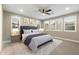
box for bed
[20,26,53,51]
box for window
[23,18,30,24]
[11,16,20,35]
[29,19,35,25]
[11,16,20,31]
[19,17,30,26]
[64,15,77,32]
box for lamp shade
[39,28,44,32]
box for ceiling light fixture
[42,13,46,16]
[20,9,24,12]
[65,7,70,11]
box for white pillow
[23,29,31,34]
[31,29,39,33]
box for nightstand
[11,29,20,42]
[11,35,20,42]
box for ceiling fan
[38,8,54,15]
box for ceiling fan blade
[45,13,51,15]
[38,9,45,13]
[38,8,54,15]
[42,9,45,13]
[46,9,52,12]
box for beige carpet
[0,39,62,55]
[50,40,79,55]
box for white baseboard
[3,40,11,44]
[54,36,79,44]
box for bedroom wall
[43,12,79,41]
[3,11,42,42]
[0,5,3,51]
[3,11,12,42]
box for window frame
[64,15,77,32]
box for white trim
[54,36,79,44]
[3,40,11,44]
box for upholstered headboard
[20,26,38,40]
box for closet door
[55,18,63,31]
[44,20,50,31]
[50,20,56,31]
[35,20,41,29]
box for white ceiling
[3,4,79,20]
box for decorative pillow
[23,29,31,34]
[31,29,39,33]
